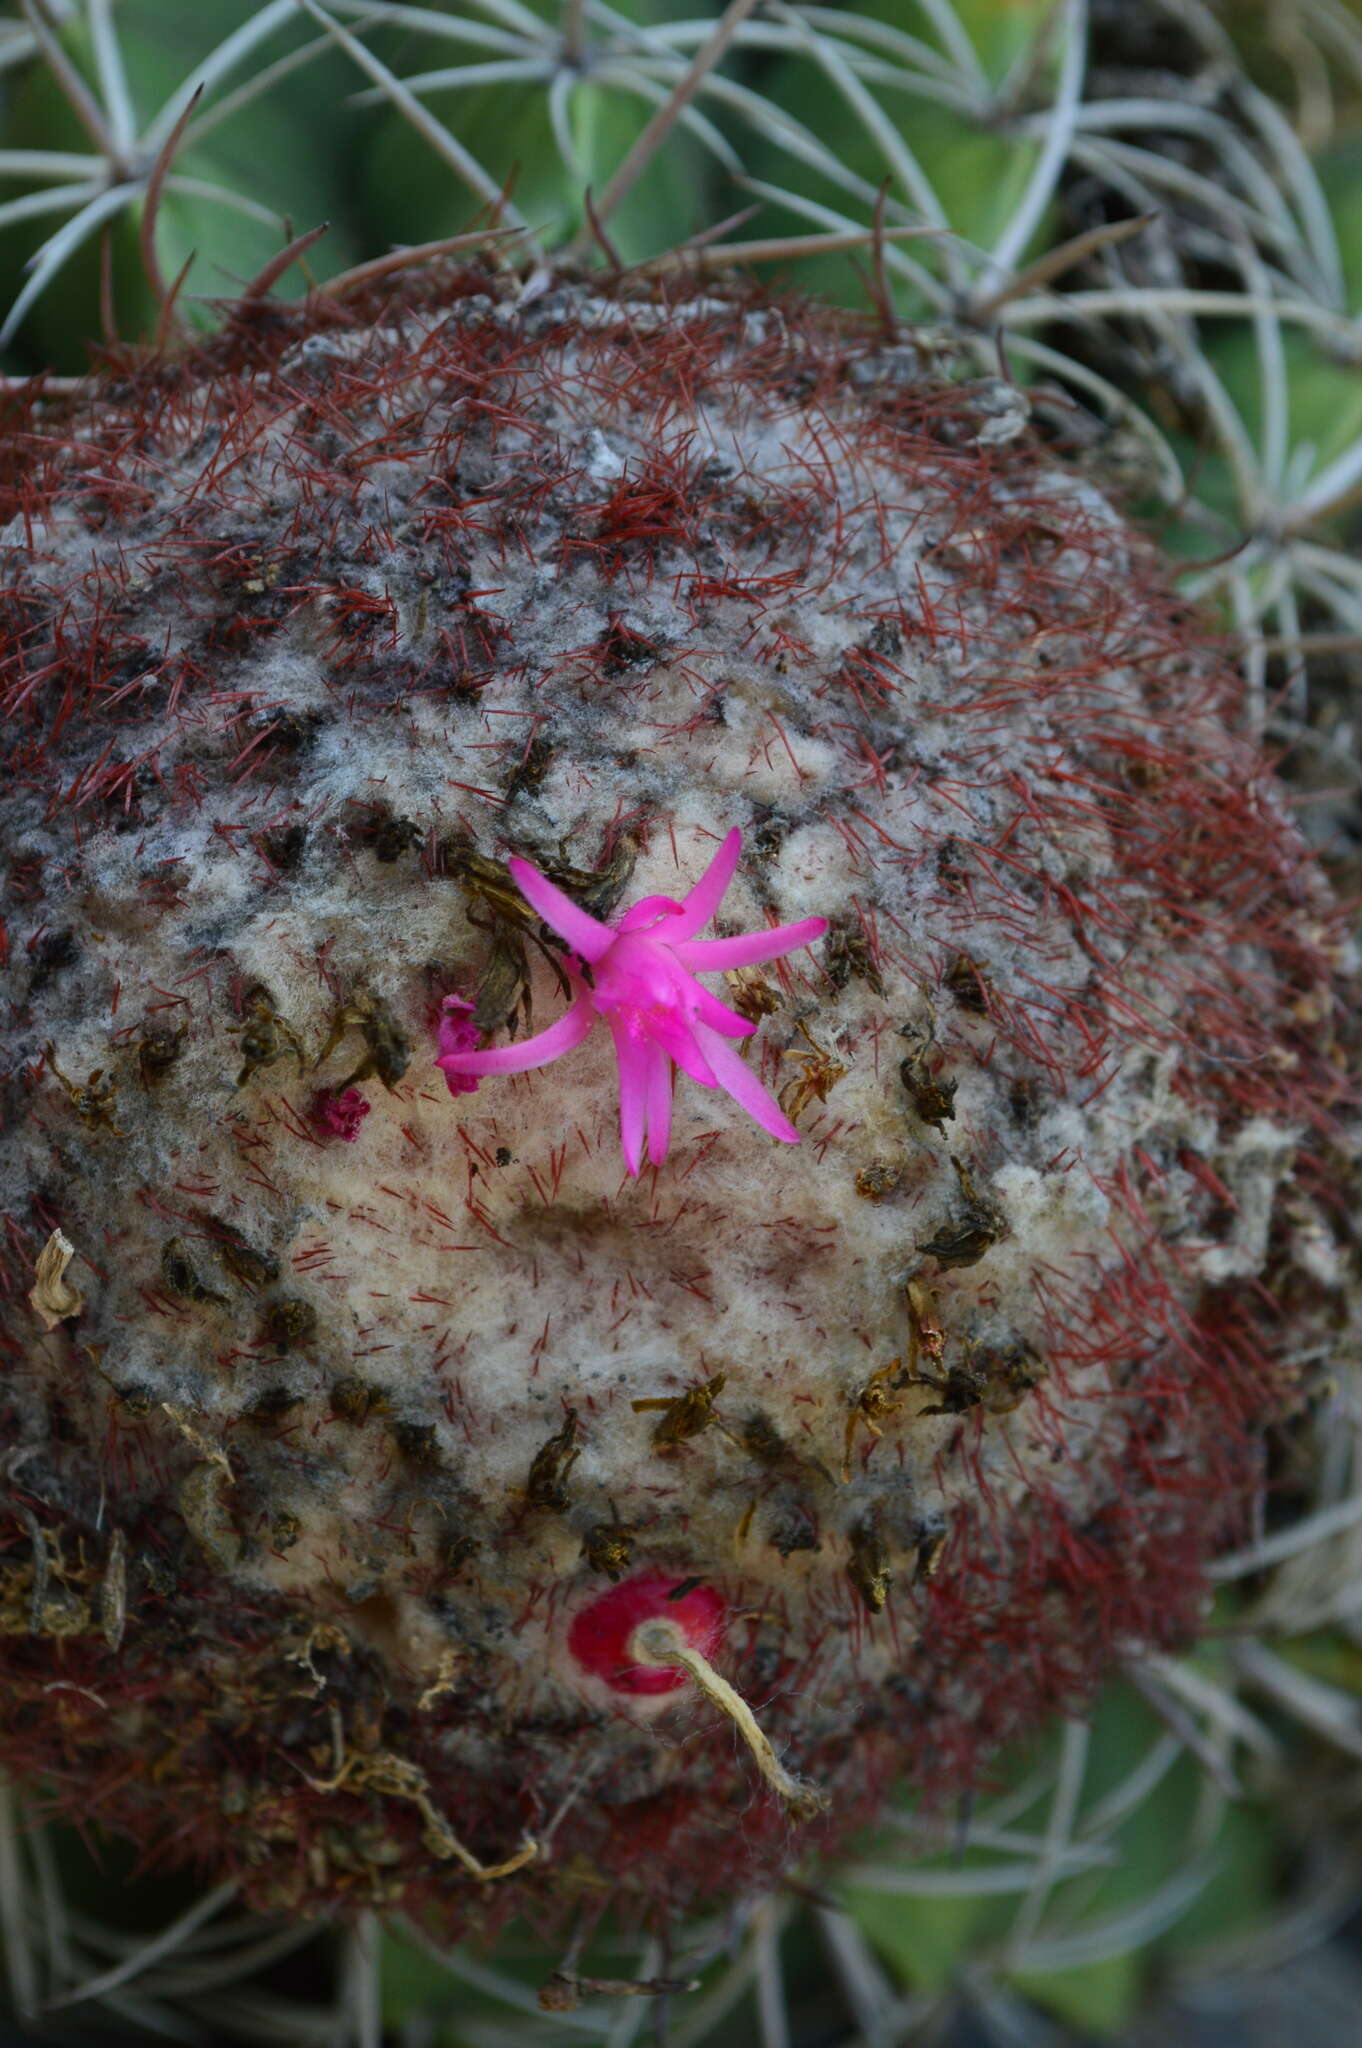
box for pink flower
[436,997,482,1097]
[312,1085,371,1142]
[435,830,828,1175]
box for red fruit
[567,1574,727,1695]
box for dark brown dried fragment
[258,822,307,872]
[918,1159,1005,1271]
[247,1386,303,1424]
[331,1376,387,1423]
[632,1373,725,1451]
[214,1229,281,1291]
[113,1381,158,1417]
[527,1411,581,1511]
[265,1298,317,1350]
[768,1499,820,1557]
[945,952,989,1013]
[373,816,424,863]
[317,993,410,1093]
[734,1412,787,1465]
[581,1522,634,1580]
[847,1522,892,1615]
[136,1020,188,1086]
[822,919,884,994]
[29,928,78,993]
[232,989,307,1088]
[438,1528,478,1574]
[161,1238,227,1305]
[394,1422,439,1465]
[44,1044,125,1136]
[900,1060,957,1131]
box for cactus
[3,5,1362,2045]
[2,251,1356,1960]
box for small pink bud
[312,1085,371,1142]
[437,997,481,1097]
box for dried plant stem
[139,84,204,315]
[969,212,1155,322]
[582,185,623,271]
[319,227,527,297]
[152,250,196,355]
[638,222,937,274]
[538,1966,702,2012]
[630,1620,827,1823]
[240,221,332,304]
[302,1748,539,1883]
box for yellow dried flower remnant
[28,1230,83,1330]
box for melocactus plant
[0,262,1354,1943]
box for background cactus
[3,5,1362,2046]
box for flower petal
[672,917,828,972]
[645,1043,673,1166]
[645,1008,719,1088]
[508,858,616,963]
[692,1021,802,1145]
[667,828,743,939]
[435,998,595,1077]
[610,1020,648,1176]
[690,981,757,1040]
[617,893,686,933]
